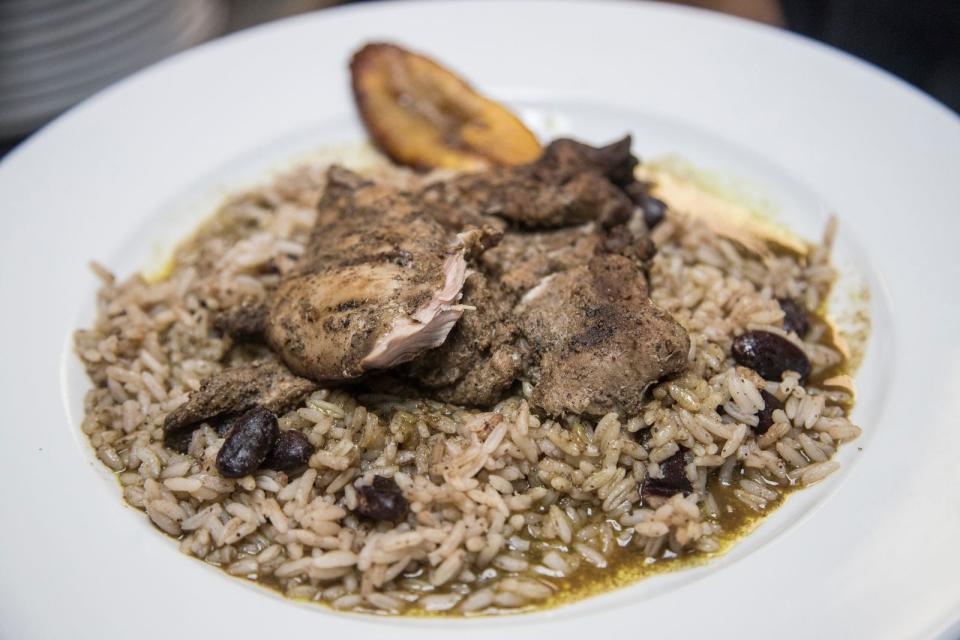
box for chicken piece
[400,272,529,406]
[481,222,655,295]
[434,136,638,229]
[481,225,605,295]
[417,181,506,233]
[548,137,639,189]
[265,167,469,381]
[214,230,500,347]
[163,359,316,450]
[208,137,683,421]
[519,255,689,417]
[598,223,656,264]
[398,225,673,411]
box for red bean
[265,431,315,472]
[640,196,667,229]
[355,476,408,521]
[732,330,811,382]
[641,449,692,502]
[755,390,784,435]
[624,182,667,229]
[215,406,278,478]
[777,298,810,338]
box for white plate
[1,2,958,638]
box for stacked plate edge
[0,0,226,139]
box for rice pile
[74,156,861,615]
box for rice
[73,155,862,616]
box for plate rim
[1,2,959,638]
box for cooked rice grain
[75,157,861,616]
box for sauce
[395,473,794,617]
[538,485,782,611]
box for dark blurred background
[1,0,958,157]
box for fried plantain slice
[350,42,542,170]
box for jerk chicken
[163,43,691,448]
[265,166,473,380]
[516,254,688,417]
[169,134,690,446]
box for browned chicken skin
[423,137,637,231]
[400,272,529,406]
[162,359,316,450]
[482,224,608,295]
[265,167,470,380]
[518,255,690,417]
